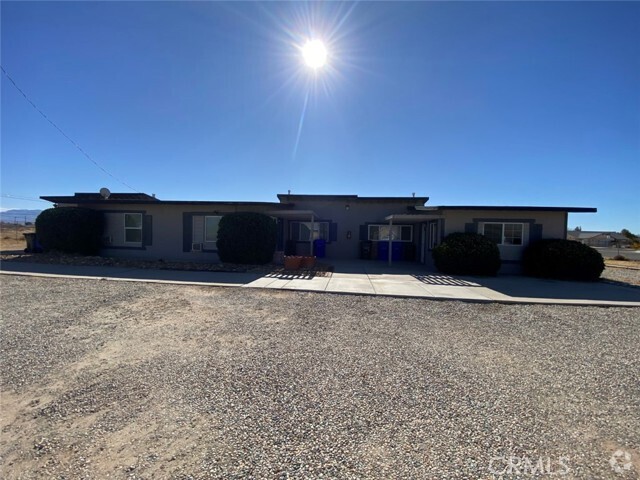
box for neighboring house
[40,191,596,272]
[566,230,631,247]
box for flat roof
[41,195,288,208]
[42,192,160,202]
[415,206,597,213]
[277,193,429,204]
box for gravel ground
[602,266,640,287]
[0,252,332,276]
[1,275,638,479]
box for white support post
[388,217,393,266]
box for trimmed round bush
[216,212,277,265]
[432,232,501,276]
[522,239,604,281]
[36,207,104,255]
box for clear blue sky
[2,1,639,231]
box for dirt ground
[0,223,33,251]
[1,275,638,479]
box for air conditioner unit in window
[103,235,112,245]
[191,243,203,252]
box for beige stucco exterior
[440,209,568,272]
[45,193,593,274]
[280,197,426,260]
[89,203,283,262]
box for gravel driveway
[1,275,638,479]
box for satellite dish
[99,187,111,199]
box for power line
[0,194,48,203]
[1,65,139,192]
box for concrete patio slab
[325,273,375,294]
[469,287,514,302]
[281,275,331,291]
[1,260,639,306]
[418,284,494,301]
[243,276,281,288]
[368,276,434,297]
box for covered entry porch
[268,209,327,258]
[379,213,443,266]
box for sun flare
[301,39,328,69]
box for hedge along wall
[35,207,104,255]
[216,212,277,264]
[522,239,605,281]
[432,232,502,276]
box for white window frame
[204,216,222,243]
[292,221,330,241]
[482,222,524,246]
[124,213,143,244]
[368,224,413,242]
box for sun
[301,39,328,69]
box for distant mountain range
[0,209,43,224]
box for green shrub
[432,232,501,276]
[216,212,276,265]
[36,207,104,255]
[522,239,604,281]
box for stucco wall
[285,199,424,260]
[93,203,278,262]
[441,209,568,272]
[81,202,571,268]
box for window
[293,222,329,241]
[205,216,221,243]
[503,223,523,245]
[483,223,503,245]
[368,225,413,242]
[124,213,142,243]
[482,223,523,246]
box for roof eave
[414,206,597,213]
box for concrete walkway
[1,260,639,307]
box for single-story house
[566,230,631,248]
[40,191,597,272]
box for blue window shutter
[530,223,543,243]
[329,222,338,242]
[276,218,284,250]
[183,213,192,252]
[290,222,300,241]
[143,215,153,246]
[464,223,476,233]
[359,225,367,241]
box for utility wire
[1,65,139,192]
[1,194,48,203]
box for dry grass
[605,258,640,269]
[0,222,34,252]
